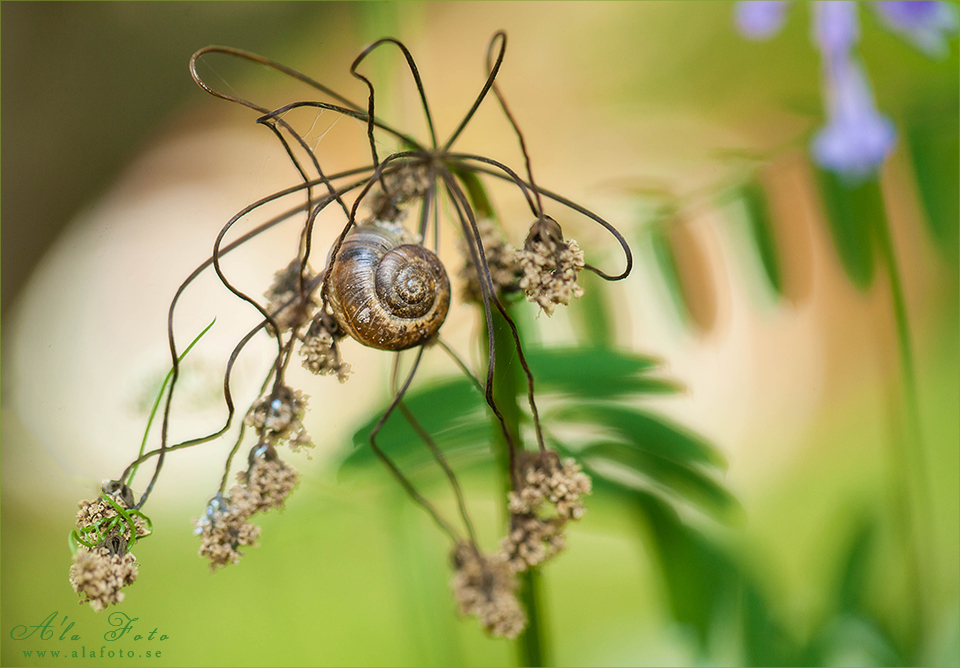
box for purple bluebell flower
[734,0,957,180]
[736,0,792,39]
[812,57,897,179]
[812,1,860,59]
[872,1,959,57]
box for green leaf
[341,378,491,474]
[907,109,959,263]
[552,403,727,469]
[647,224,693,327]
[737,181,784,298]
[525,347,681,398]
[631,488,801,663]
[836,511,876,614]
[567,270,615,347]
[632,488,738,647]
[815,170,883,291]
[578,441,740,521]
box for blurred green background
[2,2,957,666]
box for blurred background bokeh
[2,2,957,666]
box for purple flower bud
[872,0,959,57]
[813,1,861,60]
[811,57,896,179]
[735,1,793,39]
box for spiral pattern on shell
[327,225,451,351]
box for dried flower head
[231,455,300,516]
[499,513,566,573]
[263,259,317,335]
[509,452,592,521]
[245,385,313,451]
[70,546,139,612]
[194,495,261,571]
[500,452,591,570]
[458,217,521,303]
[300,313,351,382]
[362,163,432,224]
[450,542,527,639]
[76,495,149,543]
[516,217,585,315]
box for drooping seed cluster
[363,164,431,224]
[300,313,351,382]
[515,237,585,316]
[76,497,149,543]
[70,490,150,611]
[499,452,592,572]
[499,513,566,573]
[232,456,300,516]
[195,454,300,571]
[245,385,313,452]
[70,547,139,612]
[195,493,262,571]
[458,217,522,303]
[450,542,527,639]
[263,260,318,335]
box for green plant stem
[463,167,550,664]
[873,190,931,642]
[488,304,549,667]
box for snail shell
[327,224,450,351]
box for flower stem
[463,168,550,664]
[488,304,549,667]
[873,182,931,644]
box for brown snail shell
[327,224,450,351]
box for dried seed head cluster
[71,32,632,629]
[500,452,592,571]
[450,542,527,639]
[196,453,299,570]
[195,494,262,571]
[232,456,300,515]
[458,217,522,303]
[76,497,149,543]
[300,313,351,382]
[499,513,566,573]
[515,217,585,315]
[509,452,592,520]
[245,385,313,451]
[70,486,149,611]
[263,260,318,335]
[363,163,432,224]
[70,547,138,612]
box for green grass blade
[127,318,216,486]
[815,170,881,291]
